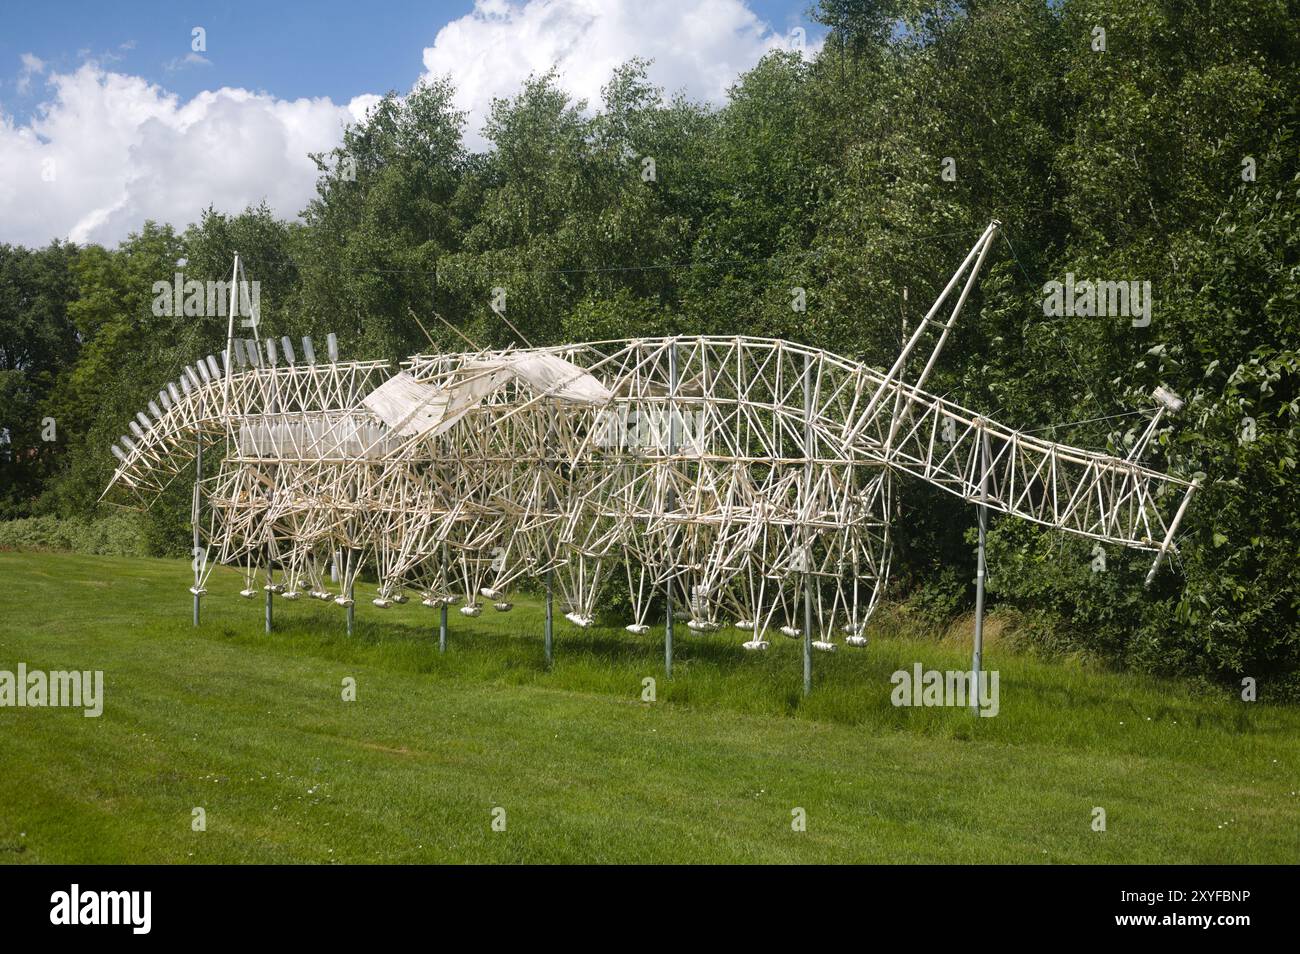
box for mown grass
[0,550,1295,863]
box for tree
[0,241,79,516]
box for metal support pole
[803,352,813,697]
[665,340,678,678]
[193,438,202,627]
[439,541,448,652]
[1144,479,1200,587]
[345,549,354,637]
[971,427,989,714]
[665,591,675,677]
[544,569,554,667]
[265,564,274,634]
[803,583,813,697]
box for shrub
[0,513,151,557]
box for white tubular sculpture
[103,224,1198,648]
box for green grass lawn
[0,549,1295,863]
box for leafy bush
[0,514,151,557]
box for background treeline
[1,0,1296,696]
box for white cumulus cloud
[421,0,804,150]
[0,64,373,247]
[0,1,811,247]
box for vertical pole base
[543,576,553,668]
[803,578,814,697]
[971,511,988,715]
[803,632,812,697]
[665,616,674,679]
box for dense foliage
[1,1,1296,695]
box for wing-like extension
[841,370,1198,568]
[102,352,394,500]
[548,337,1197,558]
[102,359,221,500]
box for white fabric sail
[363,354,612,439]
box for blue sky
[0,1,824,247]
[0,1,470,121]
[0,1,821,122]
